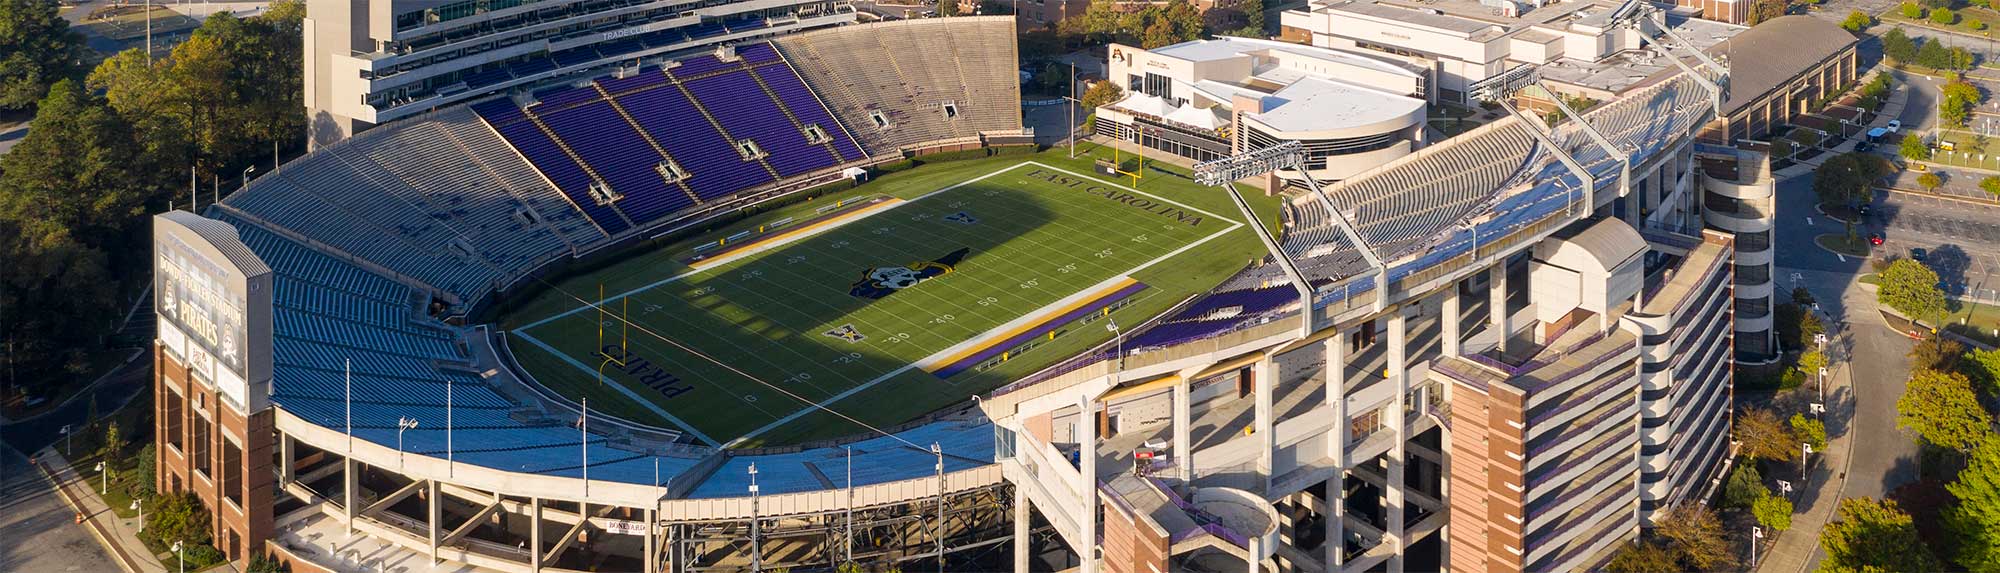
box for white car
[1887,119,1903,133]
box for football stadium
[151,3,1768,572]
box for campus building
[1698,15,1860,144]
[1279,0,1742,104]
[1091,37,1432,181]
[303,0,858,146]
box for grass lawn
[505,146,1277,447]
[1817,233,1873,256]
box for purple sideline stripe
[933,281,1149,378]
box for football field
[506,154,1265,447]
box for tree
[1752,0,1786,25]
[1079,79,1125,111]
[1738,408,1798,462]
[0,0,86,111]
[1724,462,1768,507]
[100,421,123,461]
[1656,503,1737,571]
[1904,2,1926,18]
[1800,350,1829,378]
[1913,333,1967,371]
[1966,347,2000,396]
[140,492,214,550]
[1755,494,1795,532]
[1945,436,2000,573]
[1843,10,1873,31]
[1792,413,1828,452]
[1943,80,1982,125]
[1819,497,1942,573]
[1878,258,1947,325]
[131,444,156,500]
[1972,18,1987,31]
[1886,28,1919,64]
[1920,171,1945,192]
[1933,7,1960,25]
[1983,176,2000,198]
[1244,0,1266,34]
[1898,368,1993,453]
[936,0,958,17]
[1814,152,1886,209]
[1920,38,1955,70]
[1606,540,1680,573]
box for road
[0,444,118,573]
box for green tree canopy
[1898,368,1993,453]
[1920,171,1945,191]
[1814,152,1887,209]
[1964,347,2000,396]
[1079,79,1125,110]
[0,0,86,110]
[1755,494,1795,531]
[1843,10,1873,30]
[1946,436,2000,573]
[1818,497,1941,573]
[1879,258,1947,324]
[1725,462,1768,507]
[1792,413,1828,452]
[1885,28,1919,63]
[1920,38,1955,69]
[1903,2,1926,18]
[1932,7,1959,25]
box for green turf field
[503,147,1277,447]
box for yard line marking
[510,330,721,446]
[729,205,1245,445]
[518,162,1032,332]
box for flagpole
[582,398,589,496]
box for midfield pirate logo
[823,324,867,343]
[848,247,971,299]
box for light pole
[95,461,107,494]
[172,540,185,573]
[748,463,761,573]
[240,165,255,195]
[61,425,71,457]
[1106,317,1124,370]
[396,417,419,468]
[843,445,854,565]
[933,442,945,573]
[131,499,143,523]
[1750,527,1763,568]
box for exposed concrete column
[1489,263,1510,355]
[1249,535,1266,573]
[1255,356,1277,491]
[1386,309,1409,573]
[1442,283,1462,357]
[1324,335,1347,572]
[278,434,294,485]
[531,497,544,573]
[1174,378,1193,483]
[1014,489,1033,572]
[1079,395,1100,573]
[428,480,441,564]
[644,508,658,573]
[343,457,356,536]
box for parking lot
[1857,191,2000,298]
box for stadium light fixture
[396,417,419,468]
[749,463,762,573]
[934,442,945,573]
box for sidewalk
[1753,333,1857,573]
[34,447,169,573]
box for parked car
[1887,119,1903,133]
[1857,203,1873,217]
[1869,232,1885,246]
[1857,140,1876,152]
[1912,247,1929,261]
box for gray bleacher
[773,16,1024,156]
[225,106,599,306]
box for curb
[1875,184,2000,207]
[35,450,145,573]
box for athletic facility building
[154,6,1760,573]
[1091,37,1431,181]
[303,0,860,146]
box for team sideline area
[501,148,1274,447]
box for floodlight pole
[749,463,762,573]
[844,446,854,564]
[934,442,946,573]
